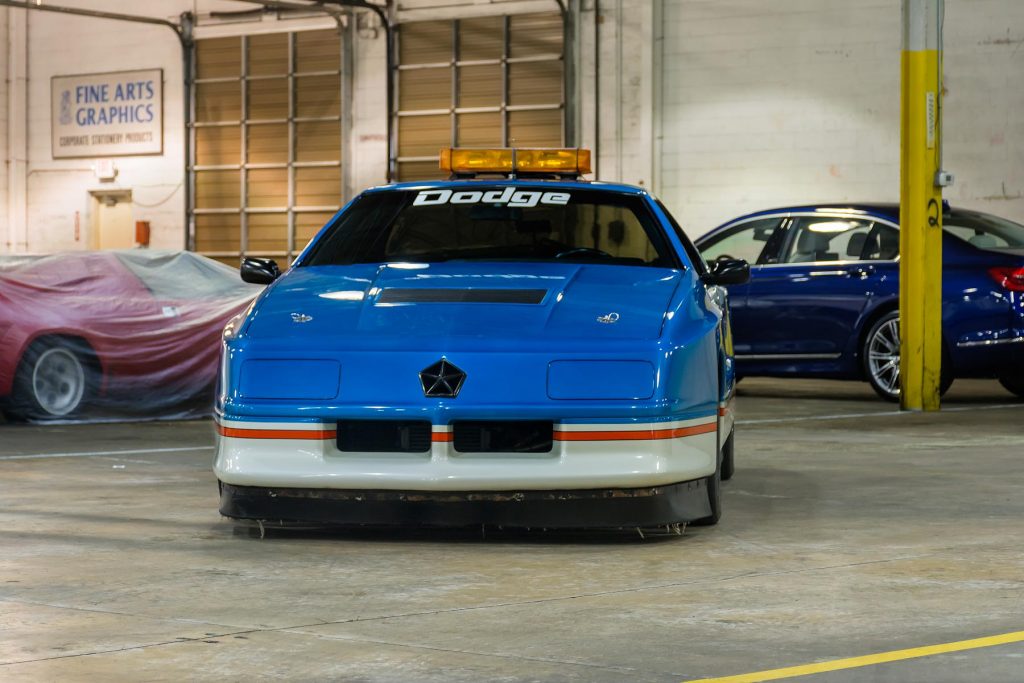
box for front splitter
[218,479,712,529]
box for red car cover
[0,251,262,422]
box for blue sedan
[695,203,1024,401]
[214,148,748,529]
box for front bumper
[213,415,720,491]
[218,479,712,528]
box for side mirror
[702,258,750,286]
[241,257,280,284]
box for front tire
[720,429,735,481]
[9,340,95,419]
[862,311,952,402]
[999,375,1024,398]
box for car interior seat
[846,232,868,259]
[790,230,839,262]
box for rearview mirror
[702,258,750,286]
[241,257,280,284]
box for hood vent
[378,288,547,304]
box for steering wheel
[555,247,614,260]
[714,254,738,262]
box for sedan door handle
[847,265,876,278]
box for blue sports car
[695,203,1024,401]
[214,148,749,529]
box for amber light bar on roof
[439,148,592,176]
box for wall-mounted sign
[52,69,163,159]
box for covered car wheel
[862,311,953,402]
[999,375,1024,398]
[10,340,95,419]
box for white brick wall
[942,0,1024,221]
[653,0,1024,237]
[0,9,8,249]
[22,0,190,252]
[656,0,901,237]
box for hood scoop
[377,288,547,304]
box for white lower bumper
[214,416,719,491]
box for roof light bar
[439,148,592,176]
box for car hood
[244,262,682,343]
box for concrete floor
[1,378,1023,682]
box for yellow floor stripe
[686,630,1024,683]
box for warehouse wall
[19,0,189,252]
[4,1,1023,252]
[648,0,1024,236]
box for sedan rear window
[944,210,1024,251]
[301,187,680,268]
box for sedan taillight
[989,266,1024,292]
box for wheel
[862,311,953,402]
[720,429,735,481]
[999,375,1024,398]
[9,339,95,419]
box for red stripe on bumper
[553,422,717,442]
[217,425,337,440]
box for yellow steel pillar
[900,0,946,411]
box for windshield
[301,187,679,268]
[944,210,1024,251]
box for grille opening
[337,420,431,453]
[453,420,553,453]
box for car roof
[364,179,649,196]
[720,203,903,227]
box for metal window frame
[392,11,568,178]
[190,27,345,263]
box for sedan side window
[781,217,884,264]
[699,218,782,265]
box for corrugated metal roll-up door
[192,29,343,267]
[395,12,565,181]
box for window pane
[195,214,241,253]
[509,13,562,58]
[247,168,288,209]
[196,81,241,122]
[197,37,240,79]
[783,218,875,263]
[457,112,502,147]
[195,170,240,209]
[398,115,450,158]
[400,21,452,65]
[247,33,288,77]
[303,189,675,268]
[861,224,901,260]
[508,60,562,106]
[459,16,503,61]
[246,212,288,253]
[296,29,340,73]
[296,120,341,162]
[507,109,562,147]
[196,125,240,166]
[700,219,780,264]
[399,67,451,111]
[295,211,336,247]
[247,123,288,164]
[458,64,501,108]
[295,166,340,207]
[397,160,443,182]
[247,77,288,120]
[296,75,340,117]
